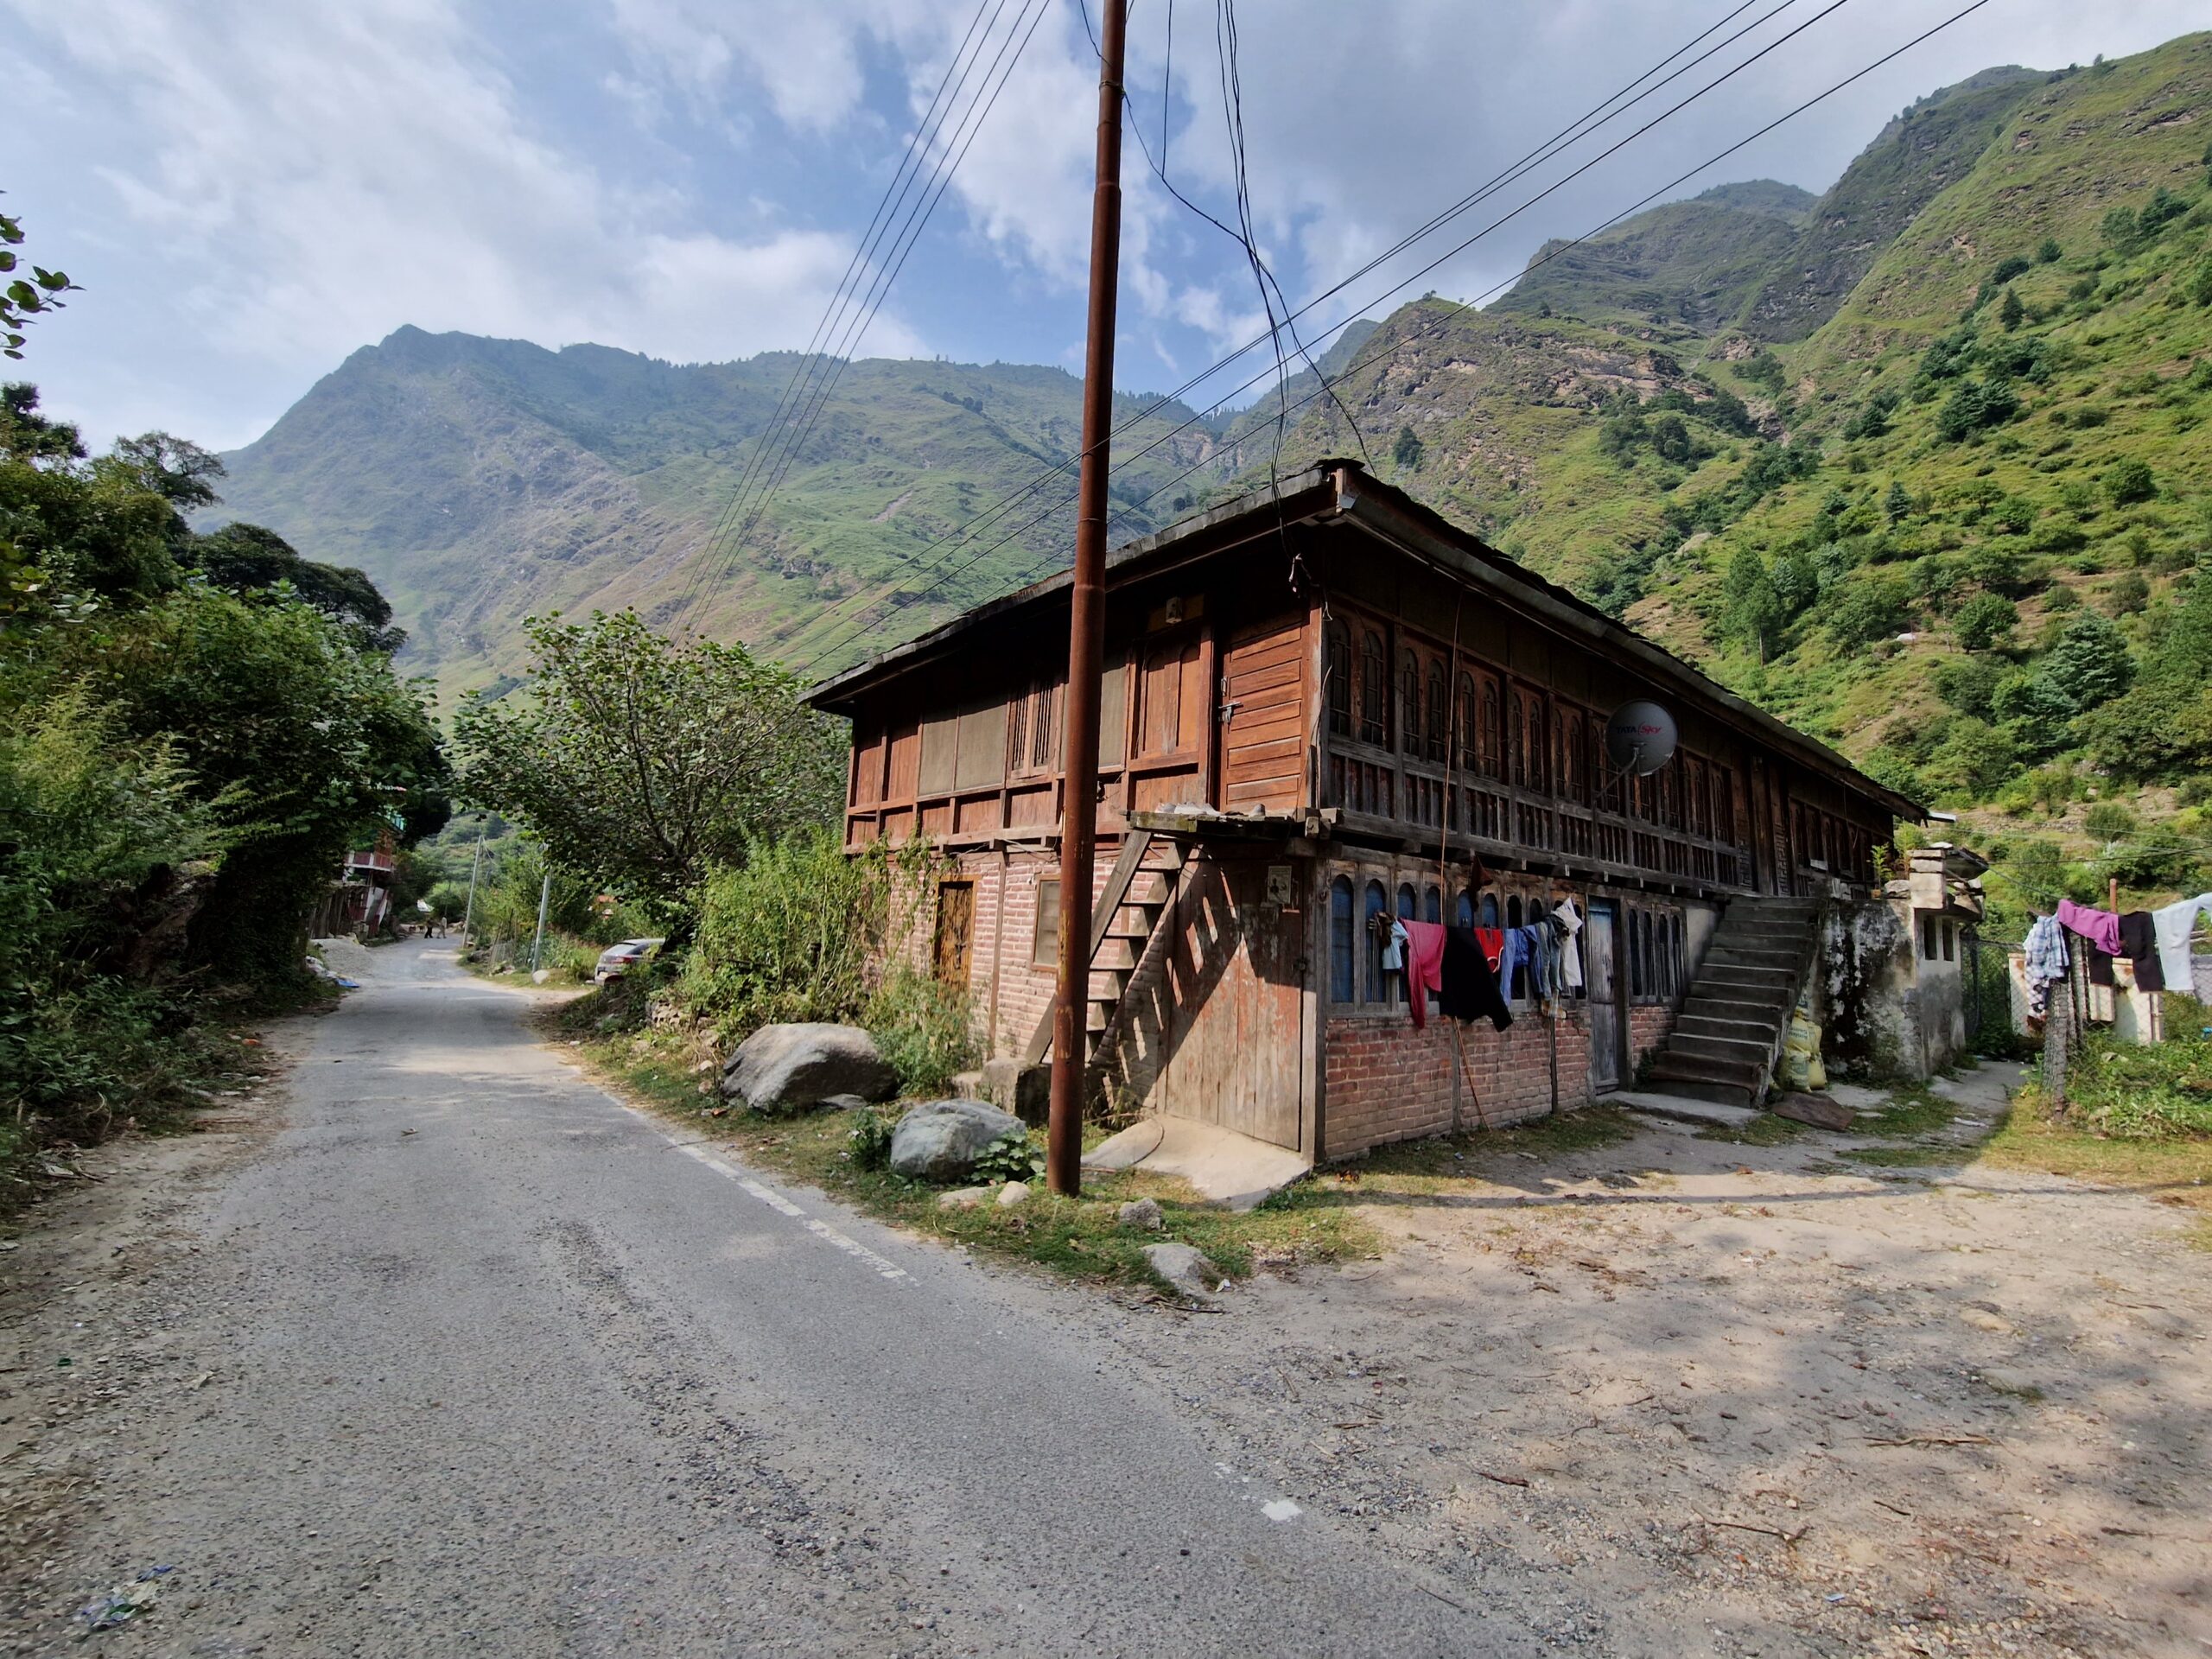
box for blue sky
[8,0,2204,452]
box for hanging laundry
[1401,919,1446,1030]
[1472,927,1504,973]
[2022,914,2069,1018]
[1439,926,1512,1031]
[1382,918,1407,972]
[1553,899,1585,991]
[2153,893,2212,992]
[2116,911,2164,995]
[2056,897,2122,957]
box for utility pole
[1048,0,1128,1198]
[529,868,552,975]
[461,818,490,941]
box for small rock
[1117,1198,1165,1230]
[818,1093,869,1113]
[937,1187,992,1211]
[1977,1366,2045,1402]
[1961,1307,2012,1334]
[996,1181,1030,1208]
[1145,1242,1226,1301]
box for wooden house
[808,461,1916,1164]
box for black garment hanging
[1439,925,1512,1032]
[2119,911,2165,994]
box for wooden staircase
[1643,896,1822,1110]
[1021,830,1184,1067]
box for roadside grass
[1260,1107,1651,1216]
[558,1021,1379,1292]
[1984,1079,2212,1240]
[1699,1112,1808,1147]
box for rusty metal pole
[1047,0,1128,1198]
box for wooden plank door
[1159,859,1306,1150]
[933,880,976,986]
[1585,900,1624,1092]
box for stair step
[1702,943,1804,967]
[1675,1014,1779,1045]
[1667,1033,1775,1065]
[1095,938,1138,971]
[1125,873,1173,905]
[1646,1051,1768,1090]
[1681,997,1790,1027]
[1643,1074,1759,1110]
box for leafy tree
[2037,611,2133,713]
[1934,377,2019,442]
[1998,287,2025,332]
[0,197,79,359]
[2082,800,2137,842]
[454,610,845,918]
[2037,237,2063,264]
[187,523,404,650]
[1719,547,1783,658]
[1770,547,1820,620]
[2107,570,2150,616]
[1935,654,2002,716]
[2081,576,2212,780]
[1952,593,2018,652]
[91,587,451,976]
[1391,423,1423,470]
[1823,575,1911,646]
[1884,480,1914,524]
[1920,717,2018,800]
[2104,457,2155,506]
[1991,256,2032,287]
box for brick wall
[1322,1007,1594,1156]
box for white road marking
[657,1123,909,1282]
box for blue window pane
[1363,881,1389,1002]
[1479,893,1499,928]
[1329,878,1355,1004]
[1424,886,1441,925]
[1453,889,1474,928]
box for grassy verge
[559,1019,1379,1293]
[1983,1079,2212,1236]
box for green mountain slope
[213,327,1227,690]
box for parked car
[593,938,664,982]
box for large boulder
[888,1100,1025,1183]
[720,1023,897,1115]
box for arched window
[1454,889,1475,928]
[1479,681,1503,778]
[1329,878,1355,1003]
[1358,631,1387,746]
[1427,663,1448,762]
[1423,885,1442,925]
[1399,652,1421,756]
[1395,883,1418,1001]
[1455,673,1478,772]
[1479,892,1499,928]
[1362,880,1389,1001]
[1325,621,1351,738]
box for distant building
[808,461,1923,1163]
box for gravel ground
[4,938,2205,1656]
[0,939,1540,1657]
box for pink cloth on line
[2056,897,2122,957]
[1401,920,1447,1031]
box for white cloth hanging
[2153,893,2211,993]
[1552,899,1584,991]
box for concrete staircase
[1643,896,1822,1110]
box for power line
[760,0,1799,664]
[792,0,1990,677]
[664,0,1009,631]
[673,0,1052,633]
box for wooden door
[1158,859,1306,1150]
[933,880,975,986]
[1585,900,1624,1092]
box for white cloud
[5,0,920,444]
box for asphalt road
[49,939,1539,1656]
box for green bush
[1952,592,2018,652]
[2082,801,2137,842]
[863,964,981,1099]
[679,830,893,1037]
[2105,458,2156,506]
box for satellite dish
[1605,700,1678,777]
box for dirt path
[1063,1069,2212,1657]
